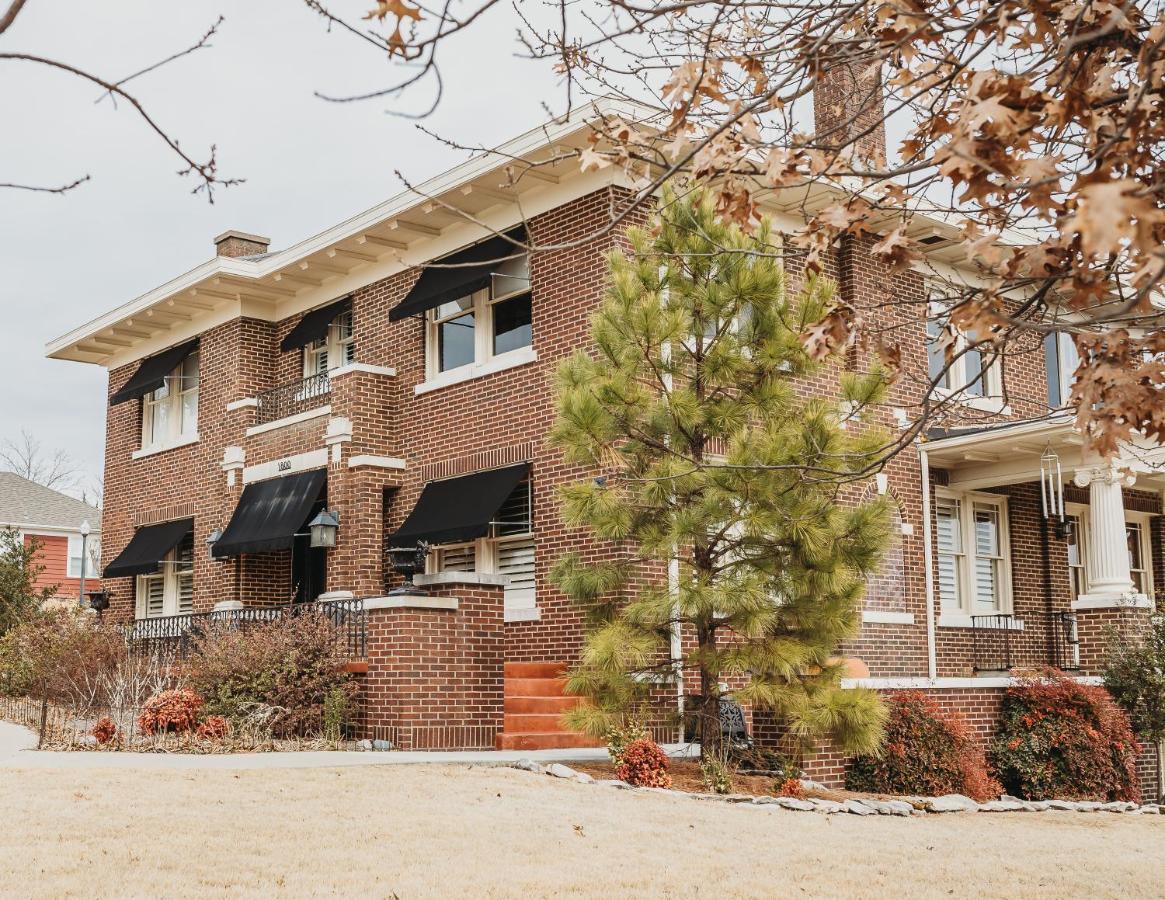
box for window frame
[141,351,200,451]
[934,488,1013,618]
[1066,502,1154,600]
[926,299,1002,403]
[134,534,195,620]
[302,309,355,378]
[66,533,93,579]
[1044,331,1080,409]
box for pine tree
[549,186,892,759]
[0,529,56,637]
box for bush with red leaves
[846,691,1001,801]
[775,777,804,798]
[615,738,672,788]
[92,716,117,745]
[990,670,1140,802]
[196,715,231,740]
[137,689,204,736]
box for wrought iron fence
[125,599,366,661]
[970,613,1015,672]
[1051,611,1081,671]
[254,373,331,426]
[970,611,1082,673]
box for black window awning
[390,463,528,547]
[103,518,193,578]
[388,227,527,322]
[109,340,199,406]
[280,297,351,353]
[211,469,327,558]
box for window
[1127,521,1150,596]
[425,253,532,378]
[935,490,1011,615]
[142,351,199,449]
[303,309,356,377]
[1045,332,1080,408]
[1063,506,1153,600]
[136,533,194,619]
[1066,514,1086,600]
[66,534,93,579]
[926,302,1000,399]
[427,478,536,611]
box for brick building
[47,99,1161,797]
[0,472,100,600]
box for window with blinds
[304,310,355,376]
[492,480,531,536]
[437,544,476,573]
[935,497,963,610]
[972,504,1002,611]
[142,575,166,618]
[497,535,535,607]
[935,491,1010,617]
[136,535,196,619]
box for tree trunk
[697,624,721,759]
[1157,740,1164,804]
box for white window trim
[414,345,537,396]
[140,352,199,453]
[303,309,355,378]
[935,488,1014,622]
[927,299,1003,406]
[1046,331,1080,410]
[66,533,96,579]
[423,273,533,385]
[425,532,538,614]
[1065,502,1155,607]
[134,542,194,619]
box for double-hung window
[136,533,194,619]
[142,351,199,450]
[1064,505,1154,601]
[425,253,532,379]
[926,301,1000,401]
[427,479,536,613]
[303,309,355,378]
[935,490,1011,620]
[66,534,93,579]
[1044,332,1080,409]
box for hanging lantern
[1040,445,1067,539]
[308,509,340,548]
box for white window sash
[1065,504,1154,599]
[141,353,199,449]
[135,541,195,619]
[927,298,1001,399]
[935,489,1012,616]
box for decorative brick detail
[418,442,536,483]
[132,502,197,528]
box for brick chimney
[213,230,271,258]
[812,53,887,168]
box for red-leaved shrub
[92,716,117,745]
[776,777,804,798]
[990,671,1140,802]
[196,715,231,740]
[138,689,204,735]
[615,738,672,788]
[846,691,1001,801]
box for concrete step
[504,676,567,698]
[503,713,574,733]
[495,731,604,751]
[504,661,567,679]
[504,695,582,715]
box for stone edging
[510,761,1163,817]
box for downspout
[919,446,938,680]
[668,556,684,740]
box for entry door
[291,500,327,603]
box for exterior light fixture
[1040,445,1067,539]
[205,528,223,547]
[308,509,340,549]
[387,542,430,595]
[77,519,91,607]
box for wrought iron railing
[125,598,366,661]
[254,373,331,426]
[970,611,1082,673]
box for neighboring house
[44,91,1161,798]
[0,472,100,599]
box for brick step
[495,731,604,751]
[504,695,582,715]
[504,661,567,679]
[503,713,575,733]
[504,677,567,698]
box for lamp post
[77,519,90,607]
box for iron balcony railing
[125,597,366,661]
[254,373,331,426]
[970,611,1081,673]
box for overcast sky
[0,1,556,499]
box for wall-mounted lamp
[308,509,340,549]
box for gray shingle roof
[0,473,101,530]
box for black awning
[103,518,193,578]
[388,227,527,322]
[212,469,327,558]
[280,297,351,353]
[390,463,528,547]
[109,340,199,406]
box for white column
[1073,462,1137,603]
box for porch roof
[922,414,1165,492]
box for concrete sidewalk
[0,721,696,770]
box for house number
[277,459,292,472]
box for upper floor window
[142,351,199,449]
[136,533,194,619]
[1045,332,1080,409]
[303,309,355,377]
[935,490,1011,617]
[926,302,1000,400]
[425,253,532,379]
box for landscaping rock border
[513,762,1162,818]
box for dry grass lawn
[0,763,1159,898]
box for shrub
[92,716,117,745]
[615,737,672,788]
[184,611,357,738]
[699,755,734,794]
[990,671,1140,802]
[775,777,805,798]
[847,691,1000,801]
[196,715,231,740]
[138,689,204,735]
[605,719,649,765]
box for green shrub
[990,671,1140,802]
[847,691,1000,801]
[605,719,649,765]
[699,755,734,794]
[184,611,357,738]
